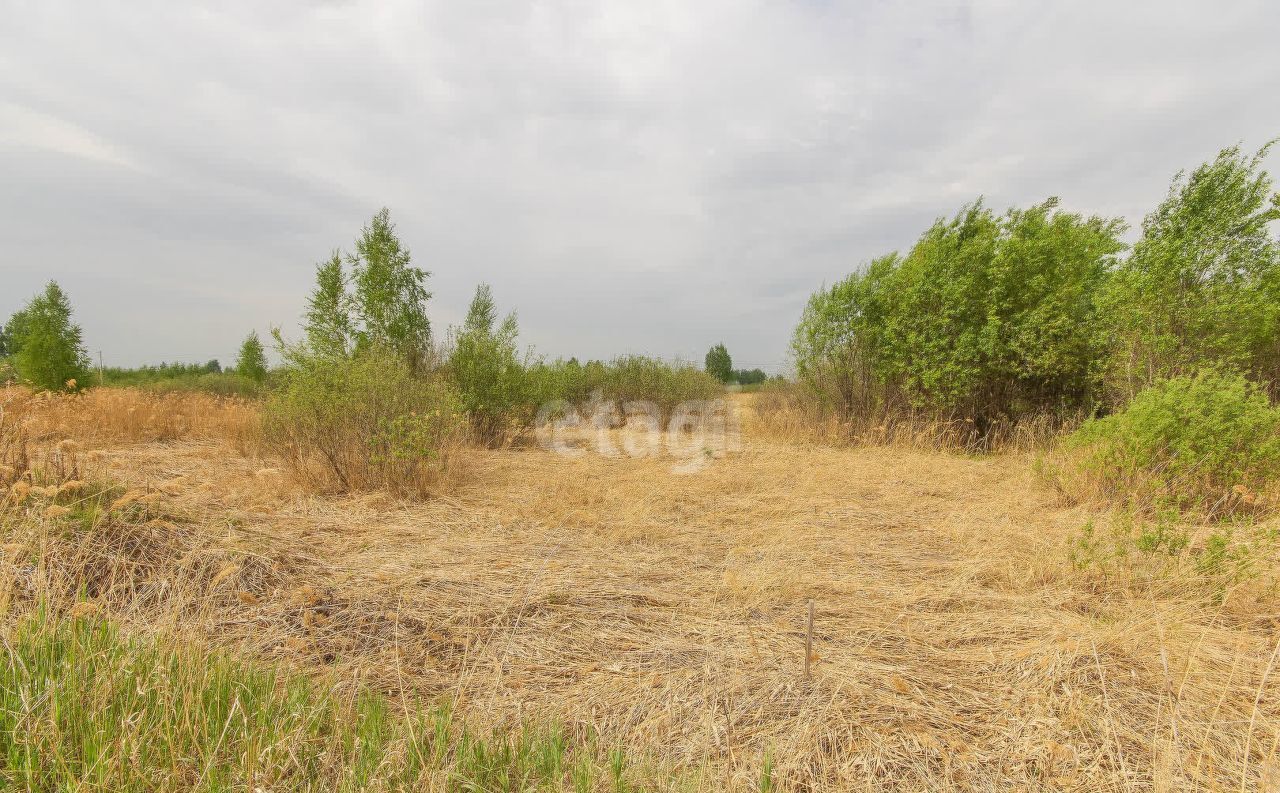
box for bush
[1050,371,1280,516]
[262,348,466,495]
[525,355,721,420]
[791,200,1125,432]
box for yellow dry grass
[3,387,1280,790]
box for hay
[2,387,1278,790]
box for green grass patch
[0,611,692,792]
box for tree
[1099,141,1280,399]
[236,331,269,382]
[733,368,768,385]
[292,209,433,369]
[350,208,432,367]
[10,281,89,392]
[705,343,732,383]
[304,251,352,358]
[2,307,32,358]
[448,284,526,443]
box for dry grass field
[3,387,1280,791]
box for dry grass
[3,387,1280,790]
[1,384,257,449]
[751,386,1074,454]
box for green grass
[0,611,687,792]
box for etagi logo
[534,394,741,473]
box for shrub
[791,199,1125,432]
[524,355,721,420]
[262,348,465,495]
[1050,371,1280,516]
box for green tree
[235,331,269,382]
[349,208,432,368]
[2,307,32,358]
[704,343,732,383]
[304,251,353,358]
[10,281,89,392]
[1098,141,1280,400]
[448,284,526,443]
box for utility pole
[98,350,104,387]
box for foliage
[792,200,1125,429]
[704,343,733,384]
[100,361,263,398]
[7,281,90,392]
[1098,141,1280,400]
[1053,371,1280,516]
[526,355,721,419]
[447,284,529,444]
[0,611,681,792]
[262,346,465,495]
[290,208,433,369]
[234,331,268,382]
[304,251,353,358]
[733,368,768,385]
[349,208,433,368]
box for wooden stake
[804,599,814,681]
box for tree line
[790,141,1280,431]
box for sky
[2,1,1279,372]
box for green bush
[1055,371,1280,515]
[791,199,1125,430]
[525,355,721,420]
[262,347,465,495]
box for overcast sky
[2,1,1278,370]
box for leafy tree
[349,208,432,368]
[292,209,432,370]
[235,331,269,382]
[304,252,353,358]
[2,307,32,358]
[733,368,768,385]
[1098,141,1280,399]
[704,343,733,383]
[448,284,526,443]
[10,281,89,392]
[450,285,529,445]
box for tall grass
[0,611,667,792]
[752,379,1071,453]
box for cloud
[1,0,1278,370]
